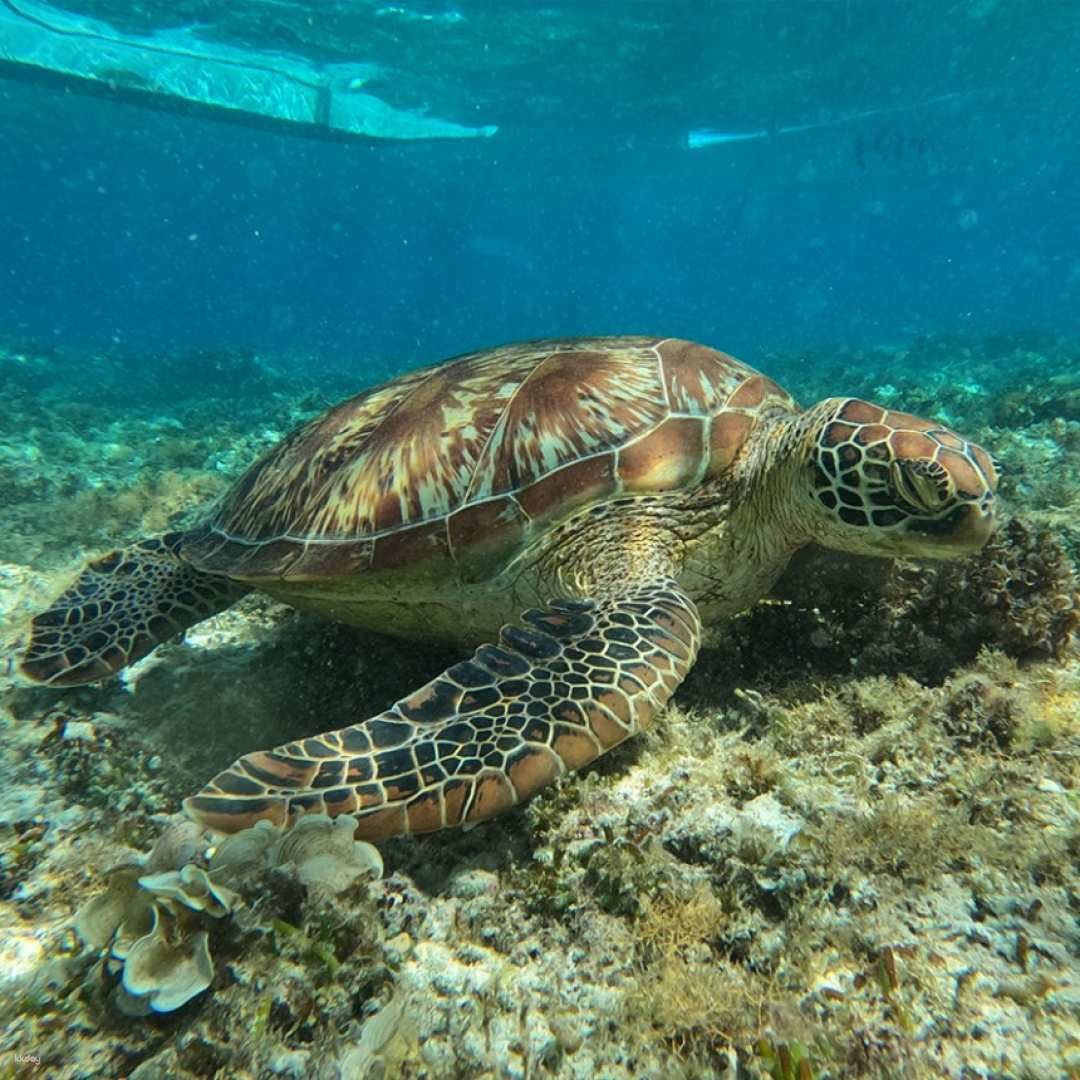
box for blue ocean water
[2,0,1078,376]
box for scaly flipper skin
[19,534,244,687]
[184,580,701,839]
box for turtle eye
[890,460,949,513]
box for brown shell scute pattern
[212,346,537,540]
[466,347,669,499]
[198,337,791,577]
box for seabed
[0,335,1077,1079]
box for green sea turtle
[19,337,999,839]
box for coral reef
[873,517,1079,666]
[76,860,238,1016]
[671,503,1074,714]
[0,335,1077,1078]
[66,814,383,1019]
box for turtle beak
[901,494,997,558]
[952,502,996,551]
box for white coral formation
[74,814,383,1016]
[269,814,384,897]
[74,866,146,952]
[75,860,239,1016]
[138,864,238,919]
[207,818,280,881]
[209,813,383,896]
[144,818,204,874]
[122,923,213,1015]
[340,995,415,1080]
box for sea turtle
[19,336,999,839]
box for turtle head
[801,398,999,558]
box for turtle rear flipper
[19,534,244,687]
[184,579,701,838]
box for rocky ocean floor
[0,336,1077,1080]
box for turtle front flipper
[185,580,701,839]
[19,534,245,687]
